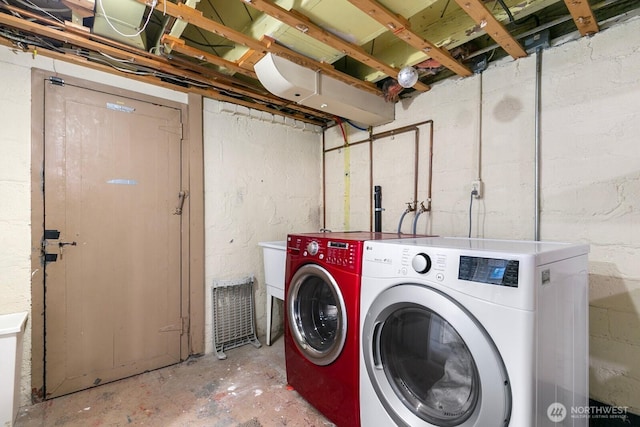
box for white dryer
[359,237,589,427]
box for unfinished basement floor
[15,337,334,427]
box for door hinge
[48,76,65,86]
[42,229,61,263]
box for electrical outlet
[471,180,483,199]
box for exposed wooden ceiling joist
[137,0,385,96]
[453,0,527,59]
[3,0,637,128]
[0,31,326,127]
[347,0,472,77]
[162,34,257,79]
[238,0,431,91]
[0,5,333,126]
[563,0,599,36]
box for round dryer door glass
[380,307,479,425]
[288,264,347,366]
[363,284,511,427]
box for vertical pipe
[322,131,326,230]
[427,122,434,211]
[369,128,374,231]
[413,128,420,209]
[534,47,542,241]
[477,74,483,181]
[374,185,382,232]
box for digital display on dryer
[458,256,519,287]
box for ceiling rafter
[238,0,431,91]
[0,11,215,85]
[563,0,599,36]
[0,32,326,126]
[453,0,527,59]
[162,34,258,79]
[347,0,472,77]
[136,0,384,96]
[0,6,334,125]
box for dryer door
[287,264,347,366]
[363,283,511,427]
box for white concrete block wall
[323,16,640,414]
[202,100,322,353]
[0,50,33,412]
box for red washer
[284,232,421,427]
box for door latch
[42,229,77,263]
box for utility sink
[258,241,287,345]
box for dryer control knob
[307,241,319,256]
[412,253,432,274]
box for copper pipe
[322,131,327,230]
[323,119,434,232]
[369,128,374,231]
[370,120,434,214]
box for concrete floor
[15,337,335,427]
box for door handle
[173,190,188,215]
[58,241,77,247]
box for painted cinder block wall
[202,100,322,354]
[323,16,640,413]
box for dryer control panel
[458,256,519,287]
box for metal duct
[254,53,395,126]
[92,0,147,50]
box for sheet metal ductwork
[92,0,147,50]
[255,53,394,126]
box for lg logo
[547,402,567,423]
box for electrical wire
[11,0,68,13]
[345,119,368,131]
[96,0,156,38]
[11,0,67,24]
[334,117,348,144]
[468,191,475,238]
[181,34,233,50]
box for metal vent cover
[212,276,261,360]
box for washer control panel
[412,253,432,274]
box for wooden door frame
[30,69,205,401]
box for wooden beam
[138,0,384,96]
[237,49,266,70]
[348,0,472,77]
[563,0,599,36]
[0,34,328,127]
[239,0,430,91]
[262,36,386,95]
[454,0,527,59]
[162,35,258,79]
[0,11,333,124]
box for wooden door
[43,80,184,398]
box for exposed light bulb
[397,66,419,88]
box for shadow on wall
[588,267,640,416]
